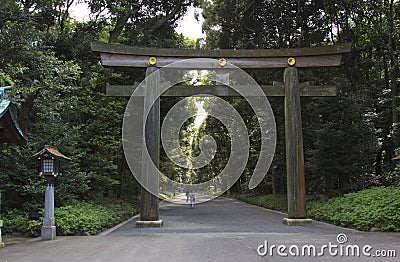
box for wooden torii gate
[92,42,351,226]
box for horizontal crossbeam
[98,54,344,69]
[92,42,351,58]
[91,42,351,69]
[106,83,337,97]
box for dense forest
[0,0,399,232]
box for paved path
[0,197,399,262]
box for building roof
[0,86,12,118]
[32,145,72,160]
[0,86,28,144]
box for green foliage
[2,209,42,237]
[2,201,139,237]
[201,0,400,196]
[2,210,28,233]
[0,146,42,209]
[382,167,400,186]
[237,193,288,212]
[55,201,138,235]
[86,0,198,45]
[0,69,13,86]
[395,148,400,156]
[308,186,400,232]
[238,186,400,232]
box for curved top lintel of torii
[91,42,352,69]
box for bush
[237,193,288,212]
[55,201,138,235]
[2,201,139,237]
[308,186,400,232]
[237,186,400,232]
[2,209,42,237]
[382,167,400,186]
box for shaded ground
[0,197,399,262]
[2,235,41,246]
[111,197,357,235]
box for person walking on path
[189,191,195,208]
[185,188,190,202]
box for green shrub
[308,186,400,232]
[383,167,400,186]
[2,201,139,237]
[27,220,42,236]
[2,209,36,236]
[238,186,400,232]
[56,201,139,235]
[237,193,288,212]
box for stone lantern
[32,145,71,240]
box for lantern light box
[33,145,71,178]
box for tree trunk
[271,174,276,194]
[109,9,138,43]
[18,92,37,133]
[388,0,399,126]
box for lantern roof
[32,145,72,160]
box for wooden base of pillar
[136,220,163,228]
[283,218,313,226]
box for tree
[84,0,199,45]
[0,0,200,210]
[200,0,393,196]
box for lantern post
[33,145,71,240]
[0,193,3,248]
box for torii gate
[92,42,351,226]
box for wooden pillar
[284,67,307,219]
[136,66,163,227]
